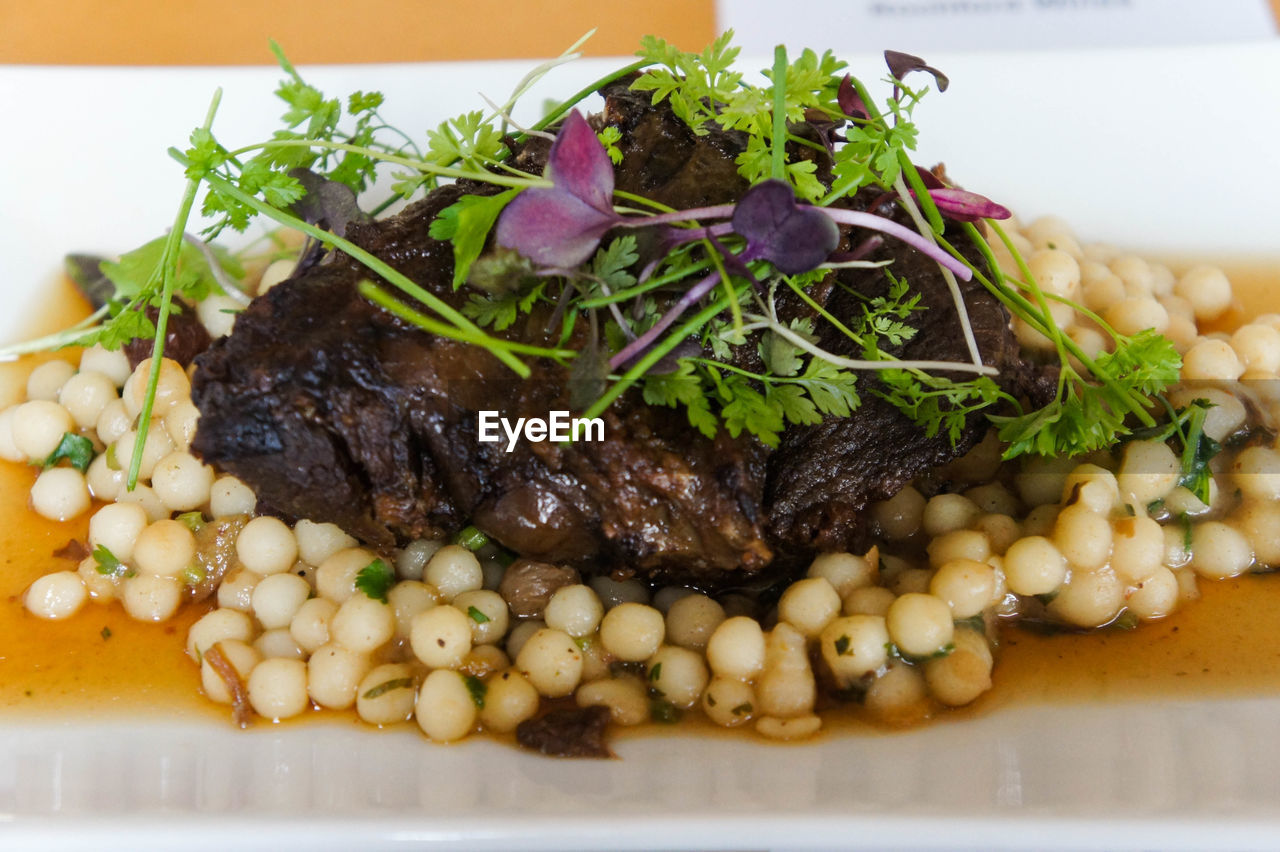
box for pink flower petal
[928,188,1011,222]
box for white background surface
[0,43,1279,850]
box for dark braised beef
[191,81,1043,590]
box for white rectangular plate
[0,43,1278,851]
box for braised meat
[191,83,1036,590]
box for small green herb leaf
[355,558,395,603]
[463,673,487,709]
[430,190,519,290]
[42,432,94,473]
[93,545,126,578]
[362,676,415,700]
[467,605,491,624]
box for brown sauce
[3,260,1280,733]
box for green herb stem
[770,45,788,181]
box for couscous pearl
[504,619,544,660]
[387,580,439,639]
[515,628,583,698]
[480,669,541,733]
[873,486,926,540]
[84,510,142,576]
[646,645,709,709]
[393,538,442,581]
[927,529,992,569]
[755,714,822,741]
[924,643,993,706]
[122,357,190,418]
[1108,254,1154,295]
[1126,567,1179,620]
[200,640,261,705]
[1230,324,1280,374]
[292,519,359,569]
[1175,265,1232,321]
[1189,522,1253,580]
[1053,505,1112,571]
[1003,534,1064,593]
[1232,446,1280,501]
[819,614,889,686]
[330,593,396,654]
[756,623,815,718]
[1027,249,1080,298]
[973,514,1021,555]
[256,258,296,294]
[886,593,954,658]
[1235,500,1280,566]
[111,423,174,481]
[58,370,116,429]
[922,493,982,537]
[11,400,75,461]
[252,572,313,630]
[307,642,371,709]
[865,661,929,723]
[1182,339,1243,381]
[163,400,200,451]
[1110,516,1165,584]
[187,608,255,661]
[451,589,509,645]
[599,602,665,662]
[289,597,338,654]
[355,663,417,726]
[1169,387,1246,443]
[150,451,215,512]
[460,644,511,679]
[410,605,473,669]
[255,628,306,660]
[1082,272,1126,313]
[30,467,91,521]
[25,360,76,401]
[664,593,726,652]
[78,344,131,386]
[94,399,132,445]
[1062,464,1120,514]
[930,559,996,619]
[964,482,1020,517]
[576,676,651,727]
[705,615,766,680]
[195,293,242,339]
[424,545,483,601]
[236,516,298,575]
[133,519,197,577]
[700,677,756,727]
[1048,567,1124,628]
[806,552,877,598]
[1117,439,1180,506]
[77,556,117,602]
[652,586,695,614]
[314,546,377,603]
[217,569,262,612]
[1017,454,1075,507]
[842,585,897,617]
[117,483,169,523]
[209,475,257,517]
[776,576,841,638]
[25,571,88,620]
[121,574,182,622]
[416,669,476,743]
[589,575,651,608]
[0,407,21,462]
[542,584,603,638]
[248,658,309,721]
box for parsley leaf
[355,558,395,603]
[463,674,487,709]
[430,190,520,289]
[92,545,127,578]
[41,432,94,473]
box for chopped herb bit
[731,702,753,716]
[1111,611,1140,631]
[463,673,487,709]
[41,432,95,473]
[182,563,207,587]
[100,627,112,640]
[833,634,852,656]
[104,442,120,472]
[706,692,717,707]
[955,614,986,633]
[649,662,663,681]
[175,511,206,532]
[354,558,395,603]
[466,605,491,624]
[92,545,126,578]
[362,677,415,700]
[453,526,489,551]
[650,698,682,724]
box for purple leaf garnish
[731,180,840,275]
[884,50,949,93]
[927,188,1011,223]
[495,110,622,268]
[837,74,868,120]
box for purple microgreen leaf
[731,179,839,275]
[820,206,972,280]
[913,164,945,190]
[927,188,1012,222]
[884,50,949,93]
[494,188,619,268]
[837,74,868,120]
[544,110,615,214]
[494,109,624,269]
[287,167,369,237]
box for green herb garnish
[463,674,487,709]
[41,432,94,474]
[92,545,126,578]
[354,558,395,603]
[466,605,490,625]
[362,677,415,700]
